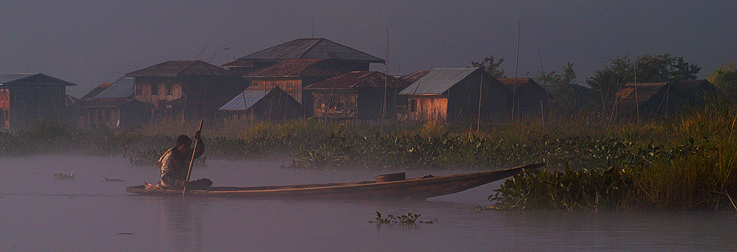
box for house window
[151,83,158,96]
[409,99,417,112]
[166,83,172,95]
[136,83,142,95]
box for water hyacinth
[490,165,634,210]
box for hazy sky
[1,1,735,97]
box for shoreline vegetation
[2,103,736,211]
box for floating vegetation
[490,165,633,210]
[54,172,74,180]
[103,178,125,182]
[372,212,422,225]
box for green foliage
[538,63,598,115]
[491,165,633,210]
[587,53,700,105]
[536,62,575,86]
[707,62,737,100]
[374,212,421,225]
[471,54,506,78]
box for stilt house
[0,73,76,130]
[125,60,247,121]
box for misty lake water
[1,156,736,251]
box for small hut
[498,78,550,119]
[607,80,717,121]
[398,68,510,123]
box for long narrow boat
[126,163,544,200]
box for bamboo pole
[183,120,204,196]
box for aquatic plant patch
[372,212,421,225]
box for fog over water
[1,156,736,251]
[1,1,735,97]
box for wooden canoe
[126,163,544,200]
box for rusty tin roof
[0,73,76,86]
[400,71,430,84]
[305,71,411,90]
[126,60,232,78]
[245,59,350,78]
[238,38,384,63]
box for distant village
[0,38,718,130]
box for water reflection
[158,197,209,251]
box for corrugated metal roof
[94,77,135,99]
[238,38,384,63]
[246,59,349,78]
[0,73,76,86]
[0,73,38,84]
[612,82,668,113]
[221,59,254,68]
[305,71,411,89]
[83,98,140,108]
[400,71,430,84]
[498,78,534,89]
[498,78,550,95]
[126,60,232,77]
[398,68,480,95]
[81,82,114,100]
[65,95,80,106]
[219,86,274,110]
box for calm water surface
[1,156,735,251]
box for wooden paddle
[183,120,204,196]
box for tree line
[473,53,737,117]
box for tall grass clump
[490,102,737,211]
[629,102,737,210]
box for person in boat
[155,130,212,190]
